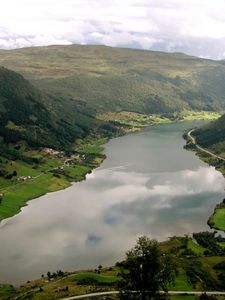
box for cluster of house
[64,154,85,165]
[42,147,64,158]
[18,175,33,181]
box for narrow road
[61,290,225,299]
[61,291,119,299]
[188,129,225,162]
[1,160,67,193]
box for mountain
[1,45,225,115]
[2,45,225,158]
[193,114,225,156]
[0,67,98,156]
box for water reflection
[0,121,224,285]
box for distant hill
[1,45,225,115]
[2,45,225,158]
[0,67,98,155]
[193,114,225,155]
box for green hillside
[190,115,225,232]
[0,67,61,150]
[1,45,225,221]
[1,45,225,114]
[1,233,225,299]
[0,66,99,155]
[193,114,225,156]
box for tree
[47,271,51,279]
[118,236,176,300]
[199,293,217,300]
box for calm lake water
[0,121,224,285]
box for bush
[77,278,98,285]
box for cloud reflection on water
[0,122,224,285]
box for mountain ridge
[1,44,225,116]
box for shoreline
[184,129,225,232]
[0,117,224,289]
[0,155,105,223]
[0,113,220,222]
[0,112,167,222]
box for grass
[75,137,107,154]
[0,132,107,221]
[0,173,69,219]
[0,284,14,297]
[68,272,119,284]
[63,165,91,181]
[1,247,225,299]
[169,297,196,300]
[187,239,206,255]
[98,110,220,134]
[209,207,225,231]
[170,272,194,292]
[97,111,172,133]
[181,110,221,121]
[218,242,225,248]
[0,165,91,220]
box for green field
[169,297,196,300]
[1,234,225,299]
[75,137,108,154]
[0,173,69,219]
[181,110,221,121]
[170,272,193,291]
[0,136,106,221]
[68,272,119,284]
[0,284,14,298]
[0,162,96,220]
[187,239,206,256]
[209,207,225,231]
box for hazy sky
[1,0,225,59]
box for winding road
[188,129,225,162]
[60,290,225,299]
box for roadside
[185,129,225,232]
[1,234,225,299]
[187,129,225,162]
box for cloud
[0,164,224,284]
[0,0,225,58]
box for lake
[0,121,224,285]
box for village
[16,148,86,183]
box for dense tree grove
[193,232,225,256]
[118,236,176,300]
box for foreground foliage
[0,233,225,299]
[118,236,176,300]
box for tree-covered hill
[0,67,98,154]
[2,45,225,161]
[1,45,225,115]
[193,114,225,155]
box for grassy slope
[0,66,99,152]
[0,135,106,220]
[209,207,225,231]
[0,66,107,220]
[1,46,225,223]
[1,45,225,115]
[1,236,225,299]
[194,114,225,157]
[189,115,225,231]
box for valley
[0,45,225,299]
